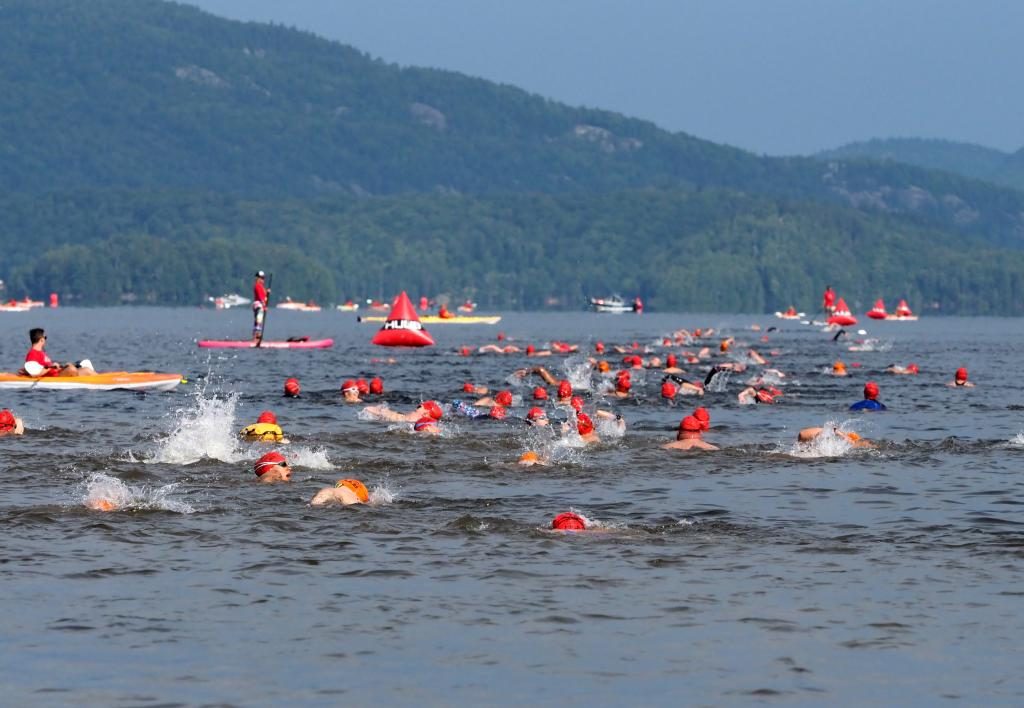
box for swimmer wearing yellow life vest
[310,478,371,506]
[239,410,288,443]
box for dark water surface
[1,308,1022,705]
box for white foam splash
[562,356,594,391]
[146,389,245,465]
[786,421,860,458]
[82,472,194,514]
[1009,432,1024,446]
[368,482,395,505]
[287,446,332,469]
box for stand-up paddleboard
[358,315,501,325]
[0,371,183,391]
[197,338,334,349]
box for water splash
[287,445,332,469]
[562,356,593,391]
[1009,432,1024,446]
[369,482,396,505]
[785,421,861,458]
[146,388,244,465]
[82,472,194,514]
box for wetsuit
[849,399,886,411]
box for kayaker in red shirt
[252,271,270,344]
[23,328,95,377]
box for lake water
[1,308,1022,705]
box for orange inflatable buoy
[866,298,887,320]
[827,297,858,326]
[371,291,435,347]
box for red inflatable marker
[371,291,435,347]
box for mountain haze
[2,0,1024,313]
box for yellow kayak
[358,315,502,325]
[0,371,183,391]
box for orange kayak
[0,371,183,391]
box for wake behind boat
[0,371,182,391]
[197,337,334,349]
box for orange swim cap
[846,432,861,442]
[833,360,846,372]
[597,360,610,373]
[552,512,586,531]
[256,410,277,425]
[335,478,370,503]
[89,498,118,512]
[519,451,539,463]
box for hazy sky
[185,0,1024,156]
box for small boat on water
[886,299,918,321]
[589,296,639,314]
[457,300,477,313]
[336,300,360,312]
[0,301,31,312]
[366,300,391,312]
[775,307,805,320]
[276,298,322,312]
[208,294,251,309]
[0,371,183,391]
[866,299,888,320]
[197,338,334,349]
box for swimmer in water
[239,410,288,443]
[662,415,719,451]
[832,360,848,376]
[0,408,25,436]
[571,412,600,444]
[517,450,549,467]
[473,389,513,408]
[797,427,875,449]
[663,373,705,397]
[526,407,549,426]
[364,400,444,423]
[947,367,975,387]
[551,512,587,531]
[850,381,887,411]
[340,380,364,403]
[886,363,919,375]
[462,382,489,396]
[310,478,370,506]
[412,417,441,435]
[283,377,301,397]
[738,387,780,405]
[254,451,292,483]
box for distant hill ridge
[816,137,1024,192]
[2,0,1024,312]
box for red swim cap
[680,415,702,432]
[577,412,595,435]
[662,337,671,346]
[661,381,678,399]
[526,344,536,355]
[755,389,775,404]
[495,390,513,407]
[552,512,587,531]
[0,409,15,430]
[615,377,631,393]
[557,380,572,399]
[497,332,506,341]
[460,346,471,357]
[955,367,968,381]
[463,381,475,393]
[533,386,548,400]
[489,406,507,420]
[864,381,880,399]
[906,363,919,375]
[693,407,710,431]
[256,410,277,425]
[595,341,605,353]
[666,353,678,368]
[569,396,584,412]
[284,378,300,397]
[413,417,436,431]
[254,451,287,476]
[341,379,358,393]
[369,377,384,395]
[527,407,546,421]
[356,379,370,395]
[421,400,444,420]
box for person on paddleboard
[23,328,95,377]
[252,271,270,345]
[0,408,24,436]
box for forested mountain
[2,0,1024,313]
[817,138,1024,192]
